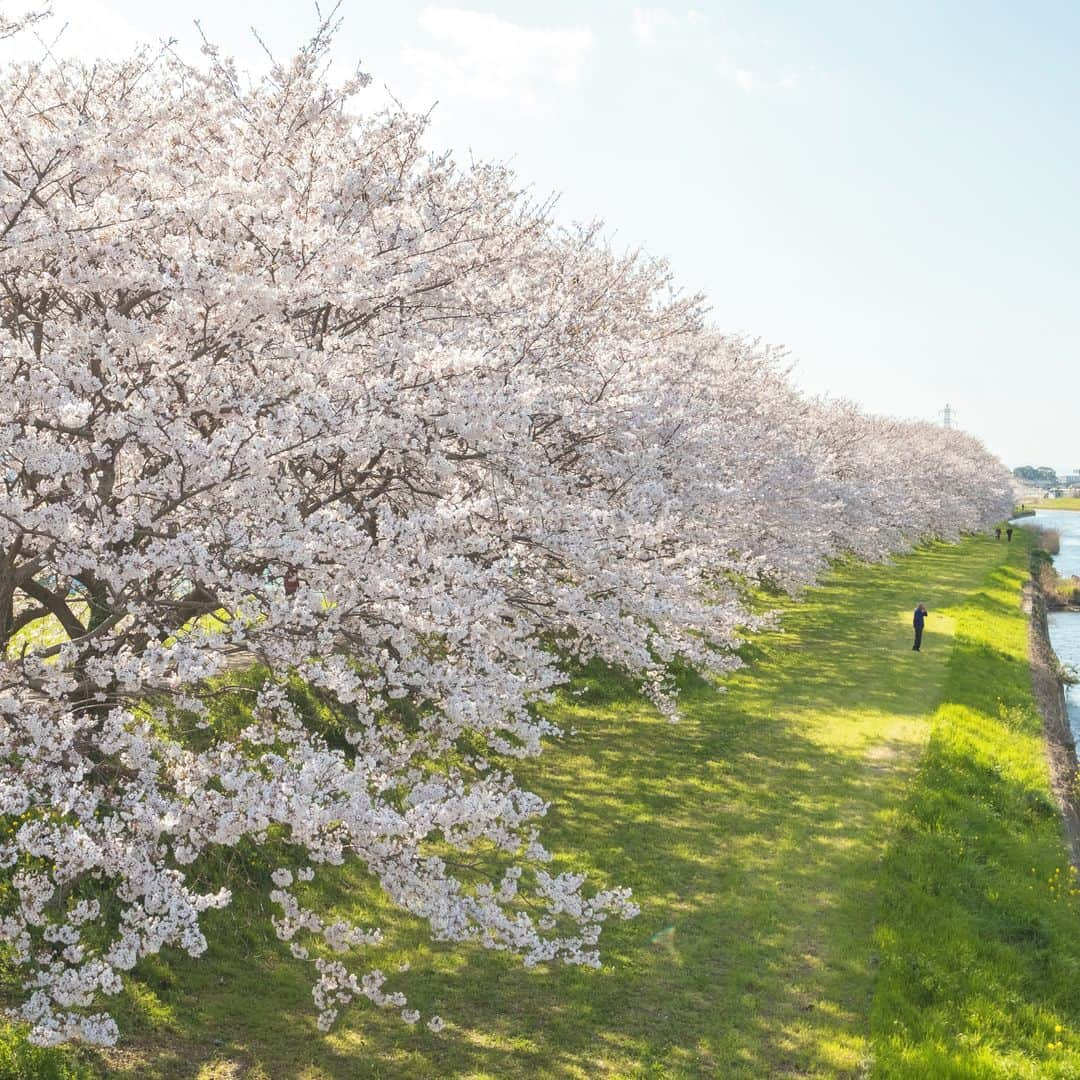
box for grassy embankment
[7,530,1080,1078]
[1027,498,1080,511]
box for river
[1018,509,1080,739]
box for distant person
[995,526,1002,540]
[912,603,928,652]
[1007,526,1014,542]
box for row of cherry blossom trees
[0,11,1013,1047]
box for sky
[7,0,1079,472]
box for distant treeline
[1015,465,1064,485]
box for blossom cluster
[0,13,1014,1046]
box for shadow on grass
[870,551,1080,1077]
[94,536,1034,1079]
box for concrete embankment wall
[1025,577,1080,866]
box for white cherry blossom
[0,9,1013,1047]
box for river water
[1018,509,1080,739]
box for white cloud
[734,67,755,94]
[631,7,813,98]
[717,56,805,97]
[631,8,668,47]
[632,7,711,48]
[401,7,594,116]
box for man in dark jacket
[913,603,927,651]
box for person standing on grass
[996,526,1002,540]
[1007,526,1014,542]
[913,603,928,651]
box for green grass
[870,539,1080,1077]
[6,532,1079,1078]
[1027,498,1080,510]
[5,600,88,659]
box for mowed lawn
[19,531,1080,1078]
[1027,498,1080,510]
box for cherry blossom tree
[0,11,1013,1047]
[0,5,46,40]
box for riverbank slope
[8,531,1080,1078]
[870,531,1080,1077]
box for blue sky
[14,1,1080,471]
